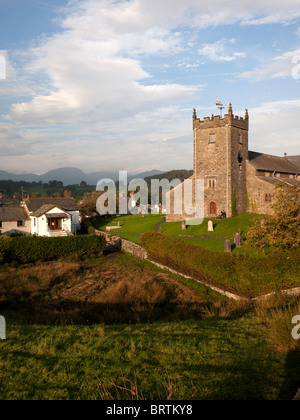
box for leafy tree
[79,191,103,218]
[64,190,72,198]
[247,182,300,251]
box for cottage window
[0,222,2,228]
[17,221,24,227]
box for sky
[0,0,300,175]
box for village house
[167,104,300,222]
[0,196,80,237]
[25,198,81,236]
[0,194,31,236]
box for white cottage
[30,205,73,237]
[25,198,81,236]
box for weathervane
[216,99,225,117]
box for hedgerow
[2,235,106,264]
[141,233,300,298]
[0,236,12,261]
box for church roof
[256,176,300,188]
[248,151,300,174]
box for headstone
[234,233,241,248]
[181,221,186,231]
[261,218,266,228]
[224,239,232,253]
[208,220,214,232]
[117,221,120,228]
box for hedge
[0,236,12,260]
[141,233,300,298]
[2,235,106,264]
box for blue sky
[0,0,300,174]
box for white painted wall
[30,207,72,236]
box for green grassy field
[160,214,260,239]
[1,318,299,400]
[93,214,263,254]
[0,253,299,400]
[93,214,164,234]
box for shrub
[88,225,96,235]
[5,235,106,264]
[247,182,300,251]
[0,236,12,261]
[141,233,300,298]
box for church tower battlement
[193,104,249,217]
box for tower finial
[245,109,249,120]
[228,103,233,115]
[193,108,197,120]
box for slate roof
[256,176,300,188]
[248,151,300,174]
[31,204,58,218]
[25,198,79,213]
[0,206,30,222]
[31,204,71,218]
[0,194,19,207]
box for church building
[167,104,300,222]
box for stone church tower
[193,104,249,217]
[166,103,299,223]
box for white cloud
[248,100,300,155]
[2,0,300,172]
[198,38,246,62]
[241,49,300,81]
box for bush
[88,225,96,235]
[141,233,300,298]
[80,218,92,233]
[4,235,106,264]
[0,236,12,261]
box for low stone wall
[95,229,147,259]
[95,228,300,302]
[120,238,148,260]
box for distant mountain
[287,155,300,168]
[144,169,193,185]
[0,167,165,186]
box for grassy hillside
[0,253,222,324]
[0,253,299,400]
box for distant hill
[287,155,300,168]
[0,168,165,186]
[144,169,193,185]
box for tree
[247,182,300,251]
[64,189,72,198]
[79,191,103,218]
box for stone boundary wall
[95,229,300,302]
[121,238,148,259]
[95,229,147,259]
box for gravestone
[261,218,266,228]
[181,221,187,231]
[234,233,241,248]
[208,220,214,232]
[224,239,232,253]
